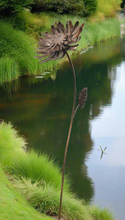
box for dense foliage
[96,0,122,18]
[0,0,99,17]
[31,0,85,16]
[0,0,33,13]
[84,0,98,16]
[31,0,98,16]
[121,0,125,8]
[0,0,122,17]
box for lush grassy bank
[0,167,51,220]
[0,122,114,220]
[0,11,121,83]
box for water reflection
[86,40,125,220]
[0,37,124,215]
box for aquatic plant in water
[35,20,87,220]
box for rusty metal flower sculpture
[35,21,84,63]
[35,21,87,220]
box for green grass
[0,19,61,79]
[87,206,114,220]
[0,11,121,83]
[11,150,70,192]
[0,122,70,192]
[82,18,120,46]
[0,166,51,220]
[0,56,19,83]
[0,122,26,169]
[0,20,44,75]
[0,122,115,220]
[11,177,92,220]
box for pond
[0,36,125,220]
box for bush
[0,0,34,14]
[96,0,122,18]
[83,0,98,16]
[5,10,46,35]
[32,0,85,16]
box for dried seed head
[78,87,88,108]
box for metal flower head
[35,21,84,63]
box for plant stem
[58,51,76,220]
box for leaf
[78,87,87,108]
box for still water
[0,37,125,220]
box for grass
[0,56,19,83]
[0,122,69,191]
[11,150,70,192]
[0,166,51,220]
[0,20,41,75]
[87,206,114,220]
[0,122,26,169]
[0,11,121,83]
[0,122,115,220]
[11,177,92,220]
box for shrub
[0,0,34,13]
[83,0,98,16]
[121,0,125,8]
[96,0,122,18]
[6,10,46,35]
[32,0,85,16]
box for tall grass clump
[0,122,70,191]
[12,177,92,220]
[82,18,120,46]
[0,56,19,83]
[0,166,52,220]
[0,122,26,169]
[12,150,70,192]
[87,206,114,220]
[12,177,114,220]
[0,21,44,76]
[0,20,64,82]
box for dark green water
[0,37,125,219]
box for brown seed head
[78,87,88,108]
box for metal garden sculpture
[35,20,87,220]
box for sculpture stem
[58,51,76,220]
